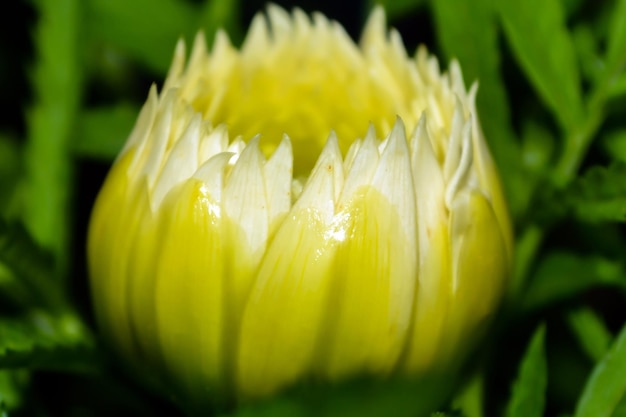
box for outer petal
[237,138,339,399]
[404,120,451,373]
[319,126,417,380]
[319,189,416,380]
[154,178,226,403]
[469,93,513,265]
[443,190,508,363]
[88,151,145,361]
[237,208,338,399]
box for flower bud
[88,5,513,408]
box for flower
[87,5,513,407]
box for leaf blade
[575,322,626,417]
[522,252,626,312]
[23,0,82,276]
[567,308,612,363]
[0,313,96,374]
[498,0,583,132]
[505,325,548,417]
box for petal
[88,152,149,362]
[154,178,227,403]
[237,143,339,399]
[443,190,508,363]
[403,116,451,373]
[263,134,293,234]
[319,124,417,380]
[468,88,514,264]
[152,113,202,208]
[222,138,270,356]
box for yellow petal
[154,177,226,402]
[319,187,416,380]
[88,151,144,361]
[237,132,340,399]
[320,126,417,380]
[404,116,451,373]
[237,208,338,399]
[444,190,508,363]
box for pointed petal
[468,90,514,264]
[293,135,342,221]
[338,133,378,207]
[371,119,417,240]
[237,182,338,399]
[193,152,233,204]
[198,123,229,163]
[154,179,226,402]
[122,84,159,162]
[444,190,508,363]
[267,4,292,39]
[263,134,293,233]
[360,5,386,50]
[445,120,473,208]
[319,188,417,380]
[241,12,270,57]
[320,123,417,380]
[404,114,452,372]
[88,152,143,361]
[141,89,176,189]
[162,39,186,91]
[152,113,202,208]
[222,139,269,348]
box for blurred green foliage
[1,0,626,415]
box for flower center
[174,10,427,176]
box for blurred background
[1,0,626,415]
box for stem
[552,93,606,187]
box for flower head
[88,5,513,407]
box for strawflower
[88,5,513,408]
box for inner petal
[181,11,419,175]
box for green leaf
[505,325,547,417]
[452,372,485,417]
[567,163,626,223]
[575,321,626,417]
[604,0,626,87]
[429,0,524,216]
[521,121,554,175]
[608,74,626,99]
[611,394,626,417]
[0,219,67,312]
[602,131,626,163]
[73,104,140,160]
[538,163,626,223]
[572,25,604,82]
[0,371,27,412]
[0,313,95,373]
[498,0,584,132]
[567,308,613,363]
[521,252,626,312]
[23,0,81,277]
[516,122,555,216]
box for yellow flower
[88,5,513,407]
